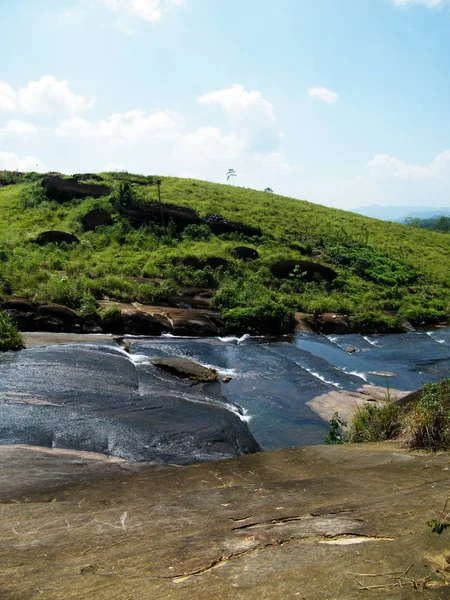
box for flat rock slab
[307,384,413,423]
[152,357,218,381]
[1,443,449,599]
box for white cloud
[55,109,182,141]
[308,87,339,104]
[0,120,38,136]
[175,127,243,159]
[18,75,95,115]
[366,151,450,179]
[0,82,16,112]
[98,0,185,23]
[392,0,450,8]
[198,83,282,154]
[0,76,95,115]
[0,151,46,172]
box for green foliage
[428,499,450,535]
[182,224,211,241]
[328,243,419,285]
[348,400,403,443]
[407,380,450,450]
[325,412,348,444]
[349,312,406,334]
[223,301,295,335]
[0,310,24,351]
[0,173,450,332]
[406,215,450,234]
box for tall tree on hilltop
[226,168,237,185]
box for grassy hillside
[1,170,449,333]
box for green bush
[223,301,295,335]
[0,311,24,351]
[348,400,403,443]
[407,380,450,450]
[329,243,419,285]
[349,312,405,334]
[182,224,211,241]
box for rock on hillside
[42,176,112,203]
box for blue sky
[0,0,449,209]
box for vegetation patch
[0,310,24,351]
[0,170,449,334]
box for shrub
[329,243,419,285]
[349,312,405,334]
[182,224,211,241]
[223,301,295,335]
[406,380,450,450]
[0,311,24,351]
[348,400,403,443]
[36,275,86,308]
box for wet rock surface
[152,357,218,381]
[1,443,449,599]
[0,343,259,464]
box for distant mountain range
[353,205,450,222]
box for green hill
[0,170,449,335]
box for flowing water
[1,329,450,456]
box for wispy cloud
[366,150,450,179]
[392,0,450,9]
[98,0,185,23]
[308,87,339,104]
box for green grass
[345,379,450,450]
[1,170,450,333]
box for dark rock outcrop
[152,357,218,382]
[271,260,337,282]
[34,304,80,333]
[35,231,80,245]
[121,310,171,336]
[206,217,262,238]
[315,313,350,335]
[123,202,202,230]
[81,208,113,231]
[42,176,112,203]
[232,246,259,260]
[1,299,36,330]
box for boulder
[34,304,80,333]
[123,202,202,230]
[42,176,112,203]
[232,246,259,260]
[271,260,337,282]
[122,310,171,335]
[315,313,350,335]
[206,217,262,238]
[1,298,36,330]
[81,208,113,231]
[152,357,218,382]
[35,231,80,245]
[168,309,224,336]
